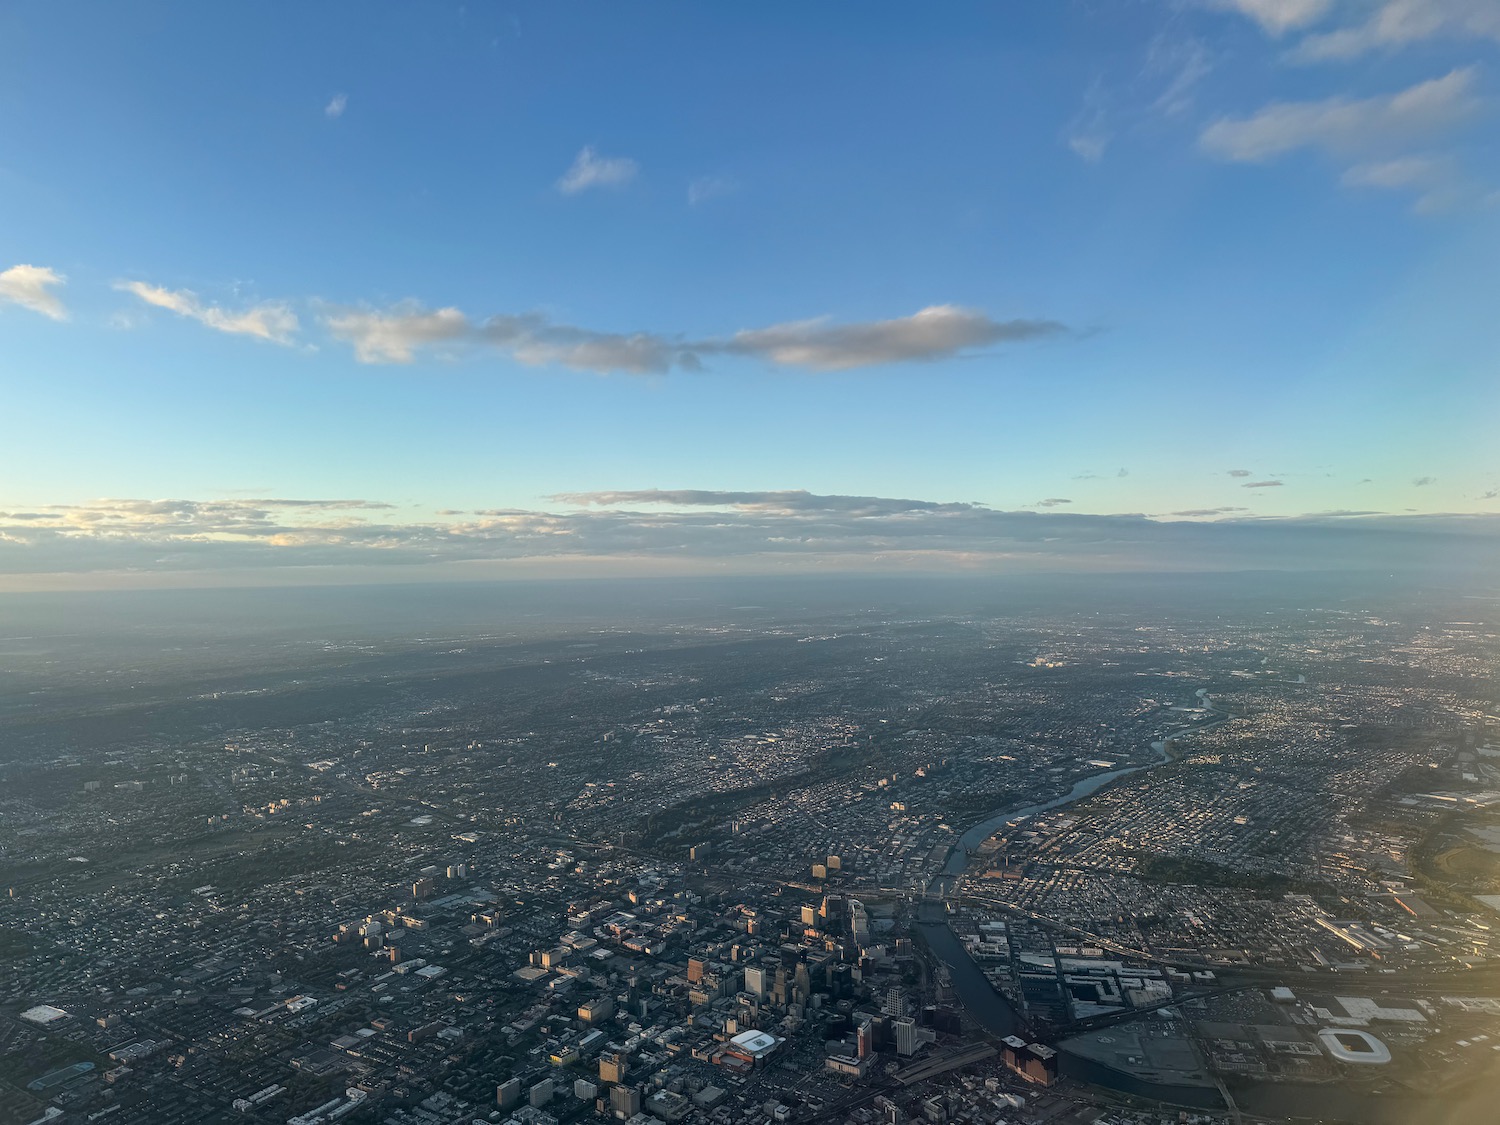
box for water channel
[908,692,1457,1121]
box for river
[929,699,1221,896]
[912,689,1476,1121]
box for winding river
[928,695,1221,898]
[912,689,1470,1122]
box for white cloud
[1199,68,1480,162]
[322,301,1063,373]
[1212,0,1335,36]
[719,305,1062,371]
[687,175,737,205]
[1068,133,1109,162]
[322,304,471,363]
[1340,155,1470,212]
[118,281,299,343]
[1065,77,1112,163]
[325,92,348,119]
[1294,0,1500,61]
[550,490,976,515]
[0,264,67,320]
[556,146,639,194]
[1341,154,1444,188]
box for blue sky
[2,1,1498,586]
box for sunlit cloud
[557,146,639,194]
[325,92,348,119]
[117,280,299,343]
[0,263,67,320]
[550,489,980,515]
[322,304,470,363]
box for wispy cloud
[1243,479,1285,488]
[1210,0,1335,36]
[324,92,348,119]
[688,175,738,205]
[1066,78,1112,162]
[1200,68,1480,163]
[1147,35,1213,119]
[1227,468,1253,477]
[1339,154,1471,212]
[1065,33,1213,164]
[1414,475,1437,487]
[1036,498,1073,508]
[0,263,67,320]
[117,280,299,343]
[1294,0,1500,61]
[318,302,1064,372]
[557,146,639,194]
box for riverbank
[929,695,1230,897]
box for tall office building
[609,1085,641,1119]
[529,1078,554,1107]
[599,1053,627,1085]
[743,965,767,998]
[793,962,811,1002]
[894,1018,918,1057]
[882,987,907,1018]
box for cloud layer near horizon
[3,491,1498,585]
